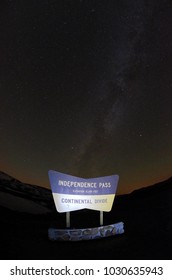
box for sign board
[48,170,119,213]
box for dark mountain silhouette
[0,171,172,260]
[0,171,55,214]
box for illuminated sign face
[48,170,119,213]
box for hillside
[0,171,54,214]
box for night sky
[0,0,172,194]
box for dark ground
[0,177,172,260]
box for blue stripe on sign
[48,170,119,196]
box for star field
[0,0,172,194]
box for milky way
[0,0,172,194]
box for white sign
[48,170,119,213]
